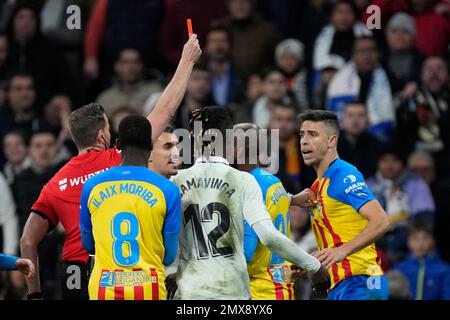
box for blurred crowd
[0,0,449,300]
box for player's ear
[328,134,338,148]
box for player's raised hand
[309,265,330,297]
[16,258,35,279]
[181,34,202,64]
[290,188,318,208]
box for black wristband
[27,292,43,300]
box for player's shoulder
[250,167,280,185]
[326,159,365,182]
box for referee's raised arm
[146,34,202,140]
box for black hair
[114,47,143,64]
[330,0,358,19]
[5,2,42,42]
[3,129,30,147]
[68,102,106,149]
[6,72,35,91]
[298,110,340,135]
[30,129,57,142]
[408,220,434,238]
[163,125,175,134]
[261,67,286,81]
[352,35,377,54]
[189,106,233,138]
[117,115,152,152]
[206,25,233,46]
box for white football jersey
[171,156,271,300]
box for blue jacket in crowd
[394,251,450,300]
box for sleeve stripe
[31,210,56,232]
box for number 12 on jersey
[184,202,234,260]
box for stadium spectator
[290,206,317,301]
[268,104,302,193]
[338,102,384,178]
[11,131,63,232]
[96,48,162,116]
[363,0,450,56]
[275,39,309,110]
[327,36,396,142]
[2,130,31,186]
[5,3,70,106]
[313,62,342,109]
[173,63,216,130]
[384,12,425,106]
[408,151,436,186]
[394,221,450,300]
[204,26,242,108]
[83,0,165,81]
[367,145,436,264]
[0,172,18,256]
[0,32,13,105]
[313,0,371,73]
[396,56,450,156]
[254,69,294,129]
[214,0,280,79]
[110,106,138,142]
[0,73,46,166]
[159,0,227,70]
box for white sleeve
[241,175,272,226]
[0,174,18,255]
[252,219,321,274]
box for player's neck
[121,148,150,167]
[237,163,258,172]
[315,152,339,179]
[78,144,106,155]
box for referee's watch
[27,292,43,300]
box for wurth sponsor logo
[59,178,68,191]
[58,168,110,191]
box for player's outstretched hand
[291,188,318,208]
[309,265,330,297]
[165,273,178,300]
[16,258,35,279]
[181,34,202,65]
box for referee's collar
[195,156,229,166]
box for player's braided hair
[189,106,233,157]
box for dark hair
[189,106,233,152]
[298,110,340,134]
[30,130,57,143]
[190,106,233,135]
[331,0,358,19]
[261,67,285,81]
[114,47,143,64]
[117,115,152,152]
[206,26,233,45]
[352,36,377,54]
[68,103,106,149]
[6,72,34,91]
[408,220,434,237]
[3,129,29,147]
[163,125,175,134]
[192,60,210,73]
